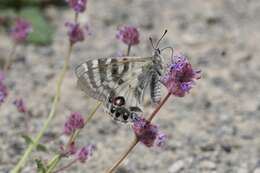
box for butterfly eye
[157,48,161,54]
[113,96,125,106]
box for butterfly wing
[75,56,153,105]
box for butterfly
[75,30,172,123]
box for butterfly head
[149,30,168,55]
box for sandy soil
[1,0,260,172]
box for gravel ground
[1,0,260,172]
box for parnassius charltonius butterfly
[75,30,171,123]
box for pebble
[199,160,216,170]
[169,160,185,173]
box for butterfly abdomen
[150,73,161,103]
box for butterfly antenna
[155,29,167,48]
[161,46,174,58]
[149,37,156,50]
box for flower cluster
[76,144,95,163]
[60,142,95,163]
[11,18,32,43]
[0,72,8,105]
[67,0,87,13]
[65,22,85,44]
[161,52,201,97]
[13,98,27,113]
[64,112,84,135]
[132,117,166,147]
[116,26,140,46]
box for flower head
[132,117,166,147]
[116,26,139,46]
[11,18,32,43]
[63,112,84,135]
[67,0,87,13]
[76,144,95,163]
[65,22,85,44]
[13,98,27,113]
[161,52,201,97]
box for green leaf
[35,159,47,173]
[21,134,33,145]
[36,144,48,153]
[19,7,53,45]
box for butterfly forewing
[75,56,153,102]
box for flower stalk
[11,43,73,173]
[44,101,101,173]
[52,159,78,173]
[3,42,17,72]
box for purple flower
[68,142,77,155]
[161,52,201,97]
[13,98,27,113]
[76,145,95,163]
[63,112,84,135]
[155,131,167,147]
[67,0,87,13]
[116,26,140,46]
[11,18,32,43]
[132,117,166,148]
[65,22,85,44]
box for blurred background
[1,0,260,172]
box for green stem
[11,44,73,173]
[45,155,62,173]
[52,159,77,173]
[4,42,17,72]
[44,101,102,173]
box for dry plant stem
[106,138,139,173]
[45,102,102,173]
[52,159,77,173]
[106,92,172,173]
[147,92,171,122]
[11,44,73,173]
[127,44,131,56]
[4,42,17,72]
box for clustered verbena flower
[64,112,84,135]
[116,26,140,46]
[76,144,95,163]
[161,52,201,97]
[132,117,167,148]
[11,18,32,43]
[65,22,85,44]
[60,142,95,163]
[67,0,87,13]
[13,98,27,113]
[0,72,8,105]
